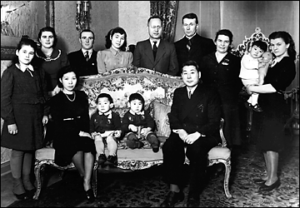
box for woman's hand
[246,85,253,95]
[49,85,61,97]
[8,124,18,135]
[79,131,92,139]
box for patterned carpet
[8,137,299,207]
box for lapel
[181,85,203,120]
[154,40,166,65]
[145,40,155,63]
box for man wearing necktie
[175,13,216,76]
[133,15,179,76]
[68,29,98,76]
[160,60,221,207]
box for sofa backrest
[77,67,185,117]
[231,27,270,58]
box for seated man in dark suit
[68,29,98,76]
[160,60,222,207]
[133,15,179,76]
[175,13,215,76]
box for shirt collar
[129,110,144,116]
[150,39,160,47]
[98,110,112,118]
[185,33,197,40]
[186,85,197,95]
[15,64,34,72]
[109,47,120,56]
[82,49,93,56]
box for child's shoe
[147,133,160,153]
[252,104,263,112]
[97,154,107,166]
[105,155,118,166]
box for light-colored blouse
[97,47,133,73]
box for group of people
[1,11,296,207]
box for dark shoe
[258,179,280,192]
[85,189,95,203]
[14,192,29,200]
[253,178,266,185]
[244,102,252,110]
[252,104,263,112]
[187,195,200,207]
[105,155,118,166]
[25,188,36,199]
[97,154,107,166]
[160,191,184,207]
[147,133,160,153]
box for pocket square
[197,104,204,112]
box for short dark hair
[214,29,233,45]
[251,40,268,52]
[182,13,198,24]
[57,65,79,88]
[182,60,200,72]
[147,15,163,26]
[80,29,95,39]
[96,93,113,104]
[13,37,37,64]
[38,26,57,48]
[105,27,127,51]
[129,93,145,110]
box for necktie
[187,39,192,51]
[84,51,89,61]
[188,90,192,99]
[153,41,158,59]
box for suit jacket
[168,83,221,143]
[133,39,179,76]
[175,34,215,75]
[68,49,98,76]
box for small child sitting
[239,40,270,112]
[90,93,122,167]
[121,93,160,153]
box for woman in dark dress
[50,66,96,202]
[247,31,296,192]
[1,38,49,200]
[201,29,243,149]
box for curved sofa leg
[223,159,232,198]
[92,162,98,198]
[33,161,45,200]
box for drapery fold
[150,1,178,43]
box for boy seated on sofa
[90,93,122,167]
[121,93,160,153]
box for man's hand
[185,132,201,144]
[173,129,188,141]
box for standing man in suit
[160,60,222,207]
[133,15,179,76]
[68,29,98,76]
[175,13,215,76]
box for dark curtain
[150,1,178,43]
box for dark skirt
[1,103,44,151]
[53,135,96,167]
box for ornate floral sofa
[33,67,185,199]
[34,28,271,200]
